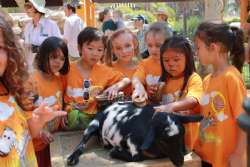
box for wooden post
[85,0,91,26]
[76,0,86,25]
[90,2,96,27]
[240,0,249,30]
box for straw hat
[28,0,46,14]
[155,8,168,17]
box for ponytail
[230,27,245,72]
[104,38,113,66]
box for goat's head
[141,112,202,152]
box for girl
[64,27,130,130]
[31,36,70,167]
[132,22,169,104]
[194,22,246,167]
[106,28,139,96]
[153,36,203,150]
[0,16,66,167]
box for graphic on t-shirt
[34,91,62,107]
[199,91,228,143]
[146,75,160,86]
[161,90,181,104]
[0,102,14,121]
[200,91,228,122]
[0,127,31,167]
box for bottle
[83,80,91,101]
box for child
[132,22,169,104]
[194,22,247,167]
[106,28,139,96]
[64,27,130,130]
[30,36,70,167]
[153,36,203,150]
[0,16,66,167]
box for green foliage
[115,3,176,24]
[3,7,22,13]
[116,6,156,23]
[187,16,201,39]
[223,17,240,24]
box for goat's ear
[140,126,155,150]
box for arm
[131,77,148,101]
[27,103,67,138]
[229,127,247,167]
[154,96,198,114]
[103,77,130,100]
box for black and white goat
[67,102,202,167]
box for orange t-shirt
[64,62,124,115]
[194,66,247,167]
[112,62,137,96]
[0,85,37,167]
[30,70,64,151]
[161,72,203,150]
[133,56,161,86]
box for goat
[67,102,202,167]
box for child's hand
[132,85,148,104]
[40,130,54,144]
[103,84,119,100]
[61,115,68,130]
[33,103,67,125]
[154,103,176,113]
[228,152,246,167]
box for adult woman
[23,0,61,53]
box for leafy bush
[187,16,201,39]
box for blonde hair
[105,28,139,66]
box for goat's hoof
[67,152,80,166]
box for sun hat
[27,0,46,14]
[155,8,168,17]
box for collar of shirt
[31,17,46,28]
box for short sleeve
[186,73,203,103]
[106,68,125,87]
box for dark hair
[195,22,245,72]
[160,36,196,97]
[98,8,110,22]
[105,28,139,66]
[77,27,104,54]
[36,36,69,75]
[0,16,28,95]
[66,4,76,13]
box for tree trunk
[204,0,224,22]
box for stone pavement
[50,131,201,167]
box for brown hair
[98,8,110,22]
[105,28,139,66]
[145,22,169,41]
[0,16,28,95]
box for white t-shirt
[24,17,61,46]
[64,14,85,58]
